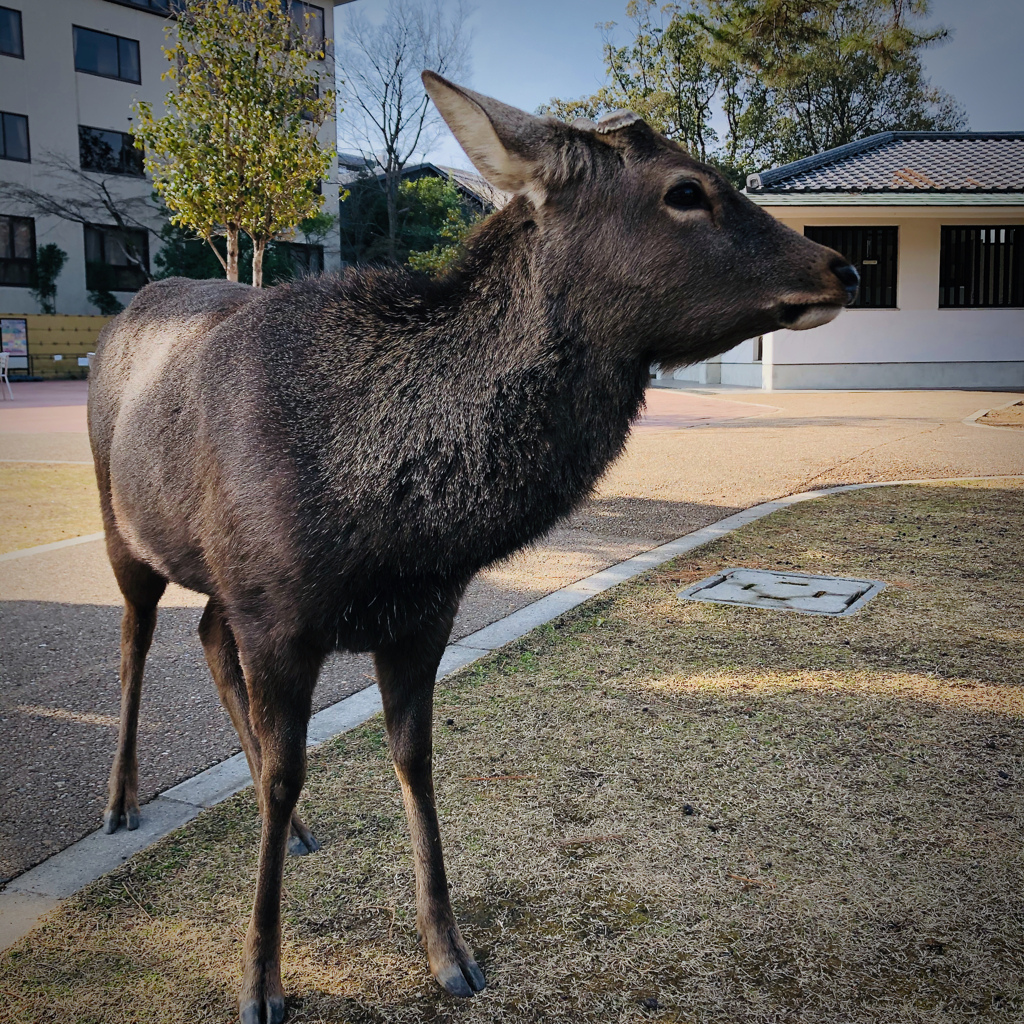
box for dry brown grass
[0,463,102,553]
[2,482,1022,1023]
[977,400,1024,429]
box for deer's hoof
[434,959,486,997]
[239,994,286,1024]
[286,833,320,857]
[102,803,140,833]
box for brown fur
[88,75,856,1023]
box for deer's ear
[422,71,552,196]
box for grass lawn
[0,463,102,554]
[2,481,1021,1023]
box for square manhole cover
[678,568,885,617]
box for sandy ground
[0,381,1022,883]
[978,398,1024,429]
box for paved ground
[1,380,1022,883]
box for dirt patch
[977,400,1024,429]
[0,463,102,554]
[2,482,1021,1023]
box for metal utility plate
[678,568,885,617]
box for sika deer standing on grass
[88,73,857,1023]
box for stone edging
[2,474,1021,949]
[963,397,1024,430]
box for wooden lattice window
[939,226,1023,308]
[803,226,899,309]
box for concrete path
[1,380,1022,889]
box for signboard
[0,318,29,370]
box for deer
[87,72,857,1024]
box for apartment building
[0,0,342,319]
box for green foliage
[543,0,966,183]
[88,288,125,316]
[297,210,339,246]
[131,0,335,284]
[340,173,481,271]
[545,3,720,161]
[705,0,967,170]
[29,244,68,315]
[153,219,298,285]
[338,170,391,265]
[402,176,481,274]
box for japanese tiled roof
[746,132,1024,193]
[434,164,511,210]
[344,159,510,210]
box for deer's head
[423,72,857,369]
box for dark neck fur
[294,199,650,585]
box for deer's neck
[416,203,649,565]
[314,201,649,581]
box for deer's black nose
[832,260,859,305]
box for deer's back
[87,268,636,648]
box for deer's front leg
[376,633,486,998]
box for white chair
[0,352,12,400]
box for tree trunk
[385,169,399,264]
[252,239,266,288]
[226,225,240,282]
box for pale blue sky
[334,0,1024,172]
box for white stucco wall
[661,203,1024,390]
[1,0,340,317]
[764,207,1024,388]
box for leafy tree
[703,0,966,169]
[296,210,338,248]
[339,173,481,269]
[545,2,721,161]
[132,0,335,286]
[88,287,125,316]
[403,176,481,273]
[336,0,472,263]
[29,244,68,315]
[544,0,966,183]
[153,219,298,285]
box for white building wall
[1,0,340,317]
[661,204,1024,390]
[765,207,1024,389]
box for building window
[0,6,24,58]
[79,126,144,176]
[0,110,29,162]
[278,241,324,278]
[73,26,140,83]
[100,0,186,12]
[0,215,35,286]
[288,1,325,48]
[803,226,898,309]
[85,225,149,292]
[940,226,1023,309]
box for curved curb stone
[2,474,1021,949]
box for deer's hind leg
[198,600,320,856]
[375,613,486,998]
[104,536,166,833]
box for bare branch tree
[337,0,473,262]
[0,152,165,282]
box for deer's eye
[665,182,704,210]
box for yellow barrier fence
[0,314,114,380]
